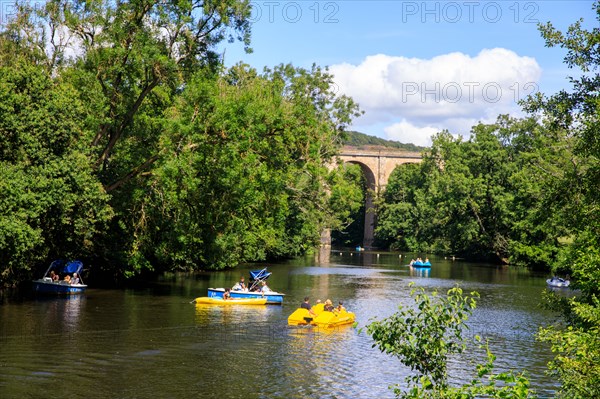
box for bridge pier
[363,194,375,249]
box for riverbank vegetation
[0,0,598,299]
[0,0,362,286]
[367,285,536,398]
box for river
[0,251,560,398]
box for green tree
[366,285,535,398]
[375,117,568,265]
[0,60,112,286]
[374,162,425,251]
[524,2,600,397]
[2,0,253,274]
[123,64,360,272]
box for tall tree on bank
[374,116,570,265]
[0,1,362,280]
[1,0,253,277]
[124,64,361,272]
[0,57,113,286]
[524,3,600,397]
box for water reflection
[33,295,86,334]
[194,303,271,325]
[315,246,331,264]
[409,266,431,278]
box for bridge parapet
[337,146,422,191]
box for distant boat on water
[32,260,87,294]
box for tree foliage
[529,3,600,397]
[366,285,536,398]
[375,117,568,264]
[0,59,112,284]
[104,63,360,274]
[0,1,364,284]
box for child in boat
[301,297,316,316]
[335,301,346,313]
[324,299,334,312]
[223,288,232,300]
[232,277,246,291]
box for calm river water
[1,251,560,398]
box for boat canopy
[249,268,271,281]
[63,261,84,274]
[248,268,272,291]
[44,259,84,277]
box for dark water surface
[0,252,560,398]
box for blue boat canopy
[46,259,84,276]
[249,268,271,281]
[63,261,84,274]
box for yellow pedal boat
[194,297,267,305]
[288,303,355,328]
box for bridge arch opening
[331,161,377,249]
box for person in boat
[223,288,232,300]
[232,276,246,291]
[301,297,316,316]
[335,301,346,313]
[71,272,80,285]
[63,275,71,284]
[324,299,334,312]
[50,270,59,282]
[260,281,272,293]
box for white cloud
[384,120,440,147]
[331,48,541,145]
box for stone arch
[326,147,423,249]
[345,160,377,249]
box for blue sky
[225,1,595,145]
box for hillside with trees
[344,131,425,152]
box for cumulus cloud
[384,120,440,147]
[331,48,541,145]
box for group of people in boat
[222,276,272,299]
[301,296,346,316]
[409,257,429,266]
[49,270,81,285]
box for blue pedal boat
[208,268,285,304]
[411,260,432,268]
[32,260,87,294]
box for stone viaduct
[324,146,422,249]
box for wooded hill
[344,131,425,152]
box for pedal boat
[194,297,267,305]
[288,303,355,328]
